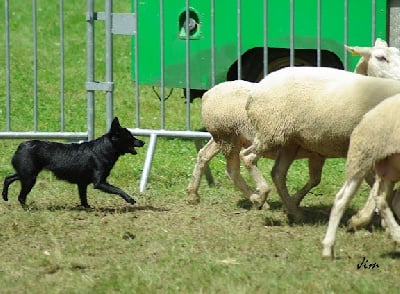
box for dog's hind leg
[2,173,20,201]
[93,181,136,205]
[17,176,37,207]
[78,183,90,208]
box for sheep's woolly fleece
[201,80,255,155]
[246,66,400,157]
[345,94,400,180]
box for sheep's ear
[345,45,359,56]
[374,38,388,48]
[345,45,371,57]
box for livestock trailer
[131,0,400,99]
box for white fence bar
[33,0,38,131]
[237,0,242,79]
[263,0,269,76]
[344,0,348,70]
[5,0,11,131]
[210,0,216,86]
[59,0,65,131]
[372,0,376,43]
[317,0,321,67]
[105,0,114,129]
[185,0,191,129]
[134,0,140,129]
[160,0,166,129]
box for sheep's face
[346,38,400,80]
[368,47,400,80]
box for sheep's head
[346,38,400,80]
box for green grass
[1,1,400,293]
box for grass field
[1,1,400,293]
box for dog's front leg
[78,184,90,208]
[93,181,136,205]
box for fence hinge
[86,81,114,92]
[94,12,136,35]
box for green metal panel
[132,0,388,89]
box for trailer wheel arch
[184,47,343,102]
[226,47,344,82]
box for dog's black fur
[2,117,145,208]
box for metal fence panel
[2,0,388,192]
[1,0,90,141]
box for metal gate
[1,0,90,141]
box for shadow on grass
[236,198,382,228]
[301,204,357,225]
[26,204,169,213]
[94,205,170,214]
[380,251,400,259]
[236,199,286,210]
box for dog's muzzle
[129,140,145,155]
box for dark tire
[227,47,344,82]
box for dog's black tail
[2,173,19,201]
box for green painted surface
[132,0,388,89]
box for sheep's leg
[365,170,375,187]
[375,178,400,245]
[292,153,325,206]
[271,143,303,223]
[194,138,215,186]
[347,179,378,232]
[322,177,363,259]
[186,138,220,204]
[226,145,270,209]
[240,145,271,209]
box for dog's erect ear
[110,117,121,134]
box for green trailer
[132,0,394,99]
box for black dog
[2,117,145,208]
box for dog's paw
[77,204,92,210]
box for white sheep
[187,39,400,210]
[322,39,400,231]
[322,94,400,258]
[186,80,271,208]
[242,66,400,222]
[187,79,327,209]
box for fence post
[105,0,114,129]
[86,0,95,140]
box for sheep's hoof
[250,193,269,210]
[251,202,270,210]
[393,241,400,253]
[391,229,400,243]
[381,219,389,231]
[321,246,334,259]
[260,201,270,210]
[346,214,372,232]
[346,218,361,232]
[186,193,200,205]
